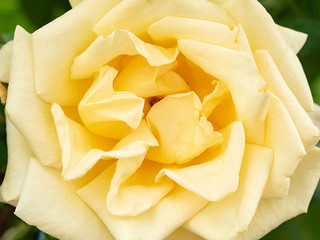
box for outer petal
[77,165,208,240]
[184,144,273,240]
[254,50,319,152]
[166,228,204,240]
[71,30,178,79]
[156,121,245,201]
[308,103,320,129]
[178,39,269,144]
[15,158,114,240]
[6,26,61,168]
[277,25,308,54]
[0,117,34,205]
[0,41,13,83]
[69,0,83,8]
[94,0,235,39]
[238,147,320,240]
[212,0,313,111]
[33,0,121,105]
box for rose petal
[254,50,319,152]
[148,17,251,54]
[33,0,121,105]
[212,0,313,111]
[146,92,222,164]
[277,25,308,54]
[68,0,83,8]
[94,0,235,39]
[78,66,145,139]
[0,117,34,205]
[184,143,273,239]
[71,30,179,79]
[0,41,13,83]
[15,158,114,240]
[156,121,245,201]
[6,26,61,168]
[238,147,320,240]
[166,228,204,240]
[308,103,320,130]
[179,39,269,144]
[114,55,189,98]
[77,165,208,240]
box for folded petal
[94,0,235,39]
[78,66,145,139]
[0,41,13,83]
[166,228,204,240]
[15,158,114,240]
[156,121,245,201]
[308,103,320,130]
[146,92,222,164]
[0,117,34,204]
[114,55,189,98]
[184,144,273,240]
[254,50,319,152]
[69,0,83,8]
[77,164,208,240]
[214,0,313,111]
[33,0,120,105]
[71,30,178,79]
[277,25,308,54]
[6,26,61,168]
[179,39,269,144]
[238,147,320,240]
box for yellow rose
[1,0,320,239]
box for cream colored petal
[0,117,34,204]
[114,55,189,98]
[79,66,145,139]
[263,94,306,198]
[15,158,114,240]
[202,80,229,118]
[156,121,245,201]
[254,50,319,152]
[78,164,208,240]
[69,0,83,8]
[33,0,120,106]
[71,30,178,79]
[179,39,269,144]
[6,26,61,168]
[148,17,251,54]
[94,0,235,39]
[184,144,273,240]
[308,103,320,130]
[146,92,222,164]
[166,228,204,240]
[238,147,320,240]
[0,41,13,83]
[277,25,308,54]
[212,0,313,111]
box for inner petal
[146,92,222,164]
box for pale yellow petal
[15,158,114,240]
[6,26,61,168]
[69,0,83,7]
[0,117,34,204]
[254,50,319,152]
[94,0,235,39]
[78,66,145,139]
[146,92,222,164]
[238,147,320,240]
[148,17,251,53]
[78,164,208,240]
[114,55,189,98]
[277,25,308,54]
[308,103,320,130]
[178,39,269,144]
[156,121,245,201]
[166,228,204,240]
[71,30,178,79]
[33,0,120,106]
[184,144,273,240]
[0,41,13,83]
[212,0,313,111]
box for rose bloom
[0,0,320,239]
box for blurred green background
[0,0,319,239]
